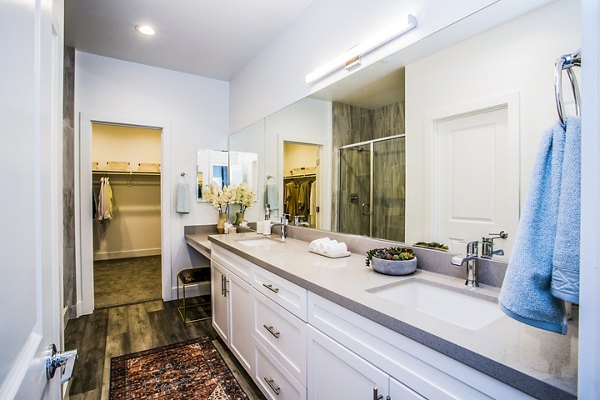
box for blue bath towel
[551,116,581,304]
[499,120,568,334]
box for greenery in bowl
[365,247,415,267]
[414,241,449,251]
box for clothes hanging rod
[92,170,160,176]
[283,173,316,179]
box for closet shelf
[93,170,161,176]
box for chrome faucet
[271,214,289,240]
[294,215,310,227]
[481,231,508,259]
[451,241,479,287]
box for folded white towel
[324,242,347,255]
[309,237,331,251]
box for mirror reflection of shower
[338,135,405,242]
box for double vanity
[185,228,577,400]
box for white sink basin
[367,278,503,330]
[235,237,284,247]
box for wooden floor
[65,298,265,400]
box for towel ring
[554,50,581,127]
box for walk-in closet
[92,123,162,308]
[283,142,320,228]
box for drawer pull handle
[263,324,281,338]
[264,377,281,395]
[373,387,384,400]
[262,283,280,293]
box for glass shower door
[372,137,405,242]
[339,144,371,236]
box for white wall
[404,0,580,244]
[283,143,319,175]
[230,0,556,133]
[92,123,161,169]
[75,51,229,303]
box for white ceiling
[65,0,317,81]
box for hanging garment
[298,180,312,215]
[499,117,581,335]
[96,177,112,221]
[284,181,300,221]
[97,177,113,221]
[309,179,318,227]
[176,177,190,214]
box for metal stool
[177,267,211,323]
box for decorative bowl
[371,257,417,276]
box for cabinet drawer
[212,245,253,284]
[253,267,307,321]
[254,291,307,385]
[255,339,306,400]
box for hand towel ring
[554,50,581,127]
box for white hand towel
[324,242,347,255]
[176,182,190,214]
[309,237,331,251]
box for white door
[0,0,64,399]
[307,326,388,400]
[228,273,255,375]
[211,260,229,342]
[433,105,518,258]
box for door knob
[46,344,78,384]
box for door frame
[579,0,600,397]
[76,112,172,316]
[277,134,331,230]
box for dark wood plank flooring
[65,298,265,400]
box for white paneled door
[0,0,64,399]
[432,103,519,259]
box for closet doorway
[91,123,163,308]
[282,142,321,228]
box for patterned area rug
[110,337,249,399]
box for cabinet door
[390,377,426,400]
[211,260,229,342]
[307,326,388,400]
[229,272,255,375]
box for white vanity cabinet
[210,246,255,375]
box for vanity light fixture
[305,14,417,84]
[135,24,156,36]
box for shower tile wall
[373,138,405,241]
[63,46,77,320]
[332,101,406,241]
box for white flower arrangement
[204,182,237,213]
[235,183,256,212]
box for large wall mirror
[228,0,580,259]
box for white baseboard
[170,281,211,300]
[93,247,161,261]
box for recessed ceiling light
[135,24,156,36]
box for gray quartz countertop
[185,233,212,255]
[201,232,577,400]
